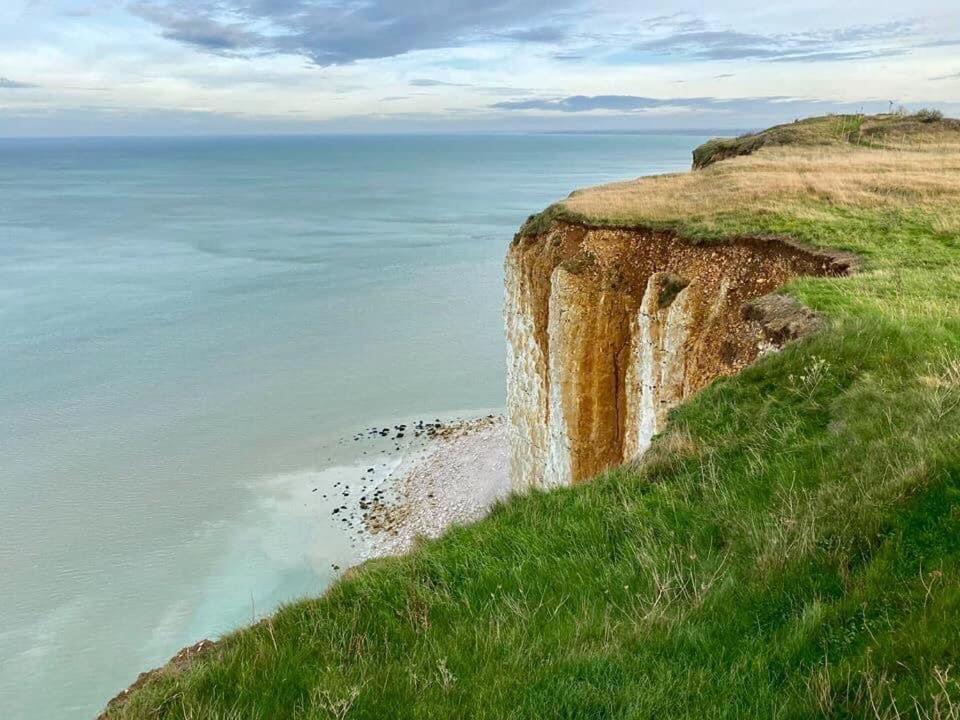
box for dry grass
[691,112,960,168]
[562,143,960,234]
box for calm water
[0,133,703,718]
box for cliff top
[692,110,960,168]
[522,111,960,242]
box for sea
[0,132,706,718]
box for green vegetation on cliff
[106,116,960,719]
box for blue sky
[0,0,958,135]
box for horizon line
[0,127,750,141]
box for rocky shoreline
[359,414,511,557]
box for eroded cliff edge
[505,221,852,489]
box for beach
[358,415,512,557]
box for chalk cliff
[505,220,850,489]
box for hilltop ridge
[692,110,960,168]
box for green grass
[106,130,960,720]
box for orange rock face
[505,221,851,488]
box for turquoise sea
[0,133,705,718]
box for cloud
[642,14,706,33]
[489,94,886,116]
[771,49,906,63]
[630,22,913,63]
[161,19,259,52]
[490,95,960,125]
[129,4,933,73]
[930,72,960,81]
[132,0,579,65]
[5,98,957,137]
[410,79,470,87]
[409,79,540,96]
[499,26,567,43]
[492,94,756,112]
[553,52,585,61]
[914,38,960,48]
[0,77,38,89]
[634,30,773,58]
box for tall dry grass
[563,144,960,234]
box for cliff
[100,113,960,720]
[505,224,852,488]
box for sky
[0,0,958,136]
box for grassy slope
[108,117,960,719]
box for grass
[690,112,960,168]
[106,116,960,719]
[560,144,960,238]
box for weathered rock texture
[505,221,852,489]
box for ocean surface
[0,133,705,719]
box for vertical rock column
[504,250,551,489]
[543,263,635,486]
[623,273,694,460]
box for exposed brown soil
[508,220,855,484]
[744,293,827,345]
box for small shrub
[915,108,944,123]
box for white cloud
[0,1,957,134]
